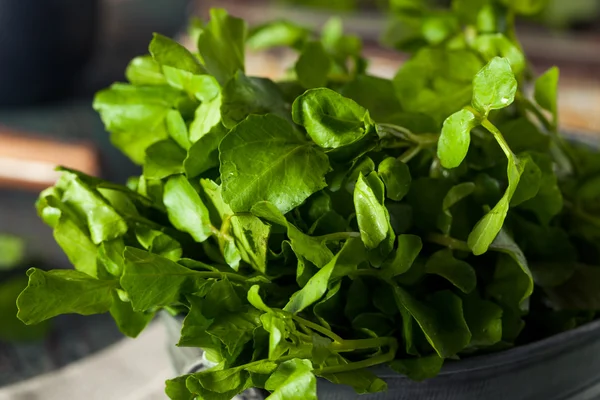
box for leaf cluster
[15,3,600,399]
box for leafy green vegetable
[292,88,374,149]
[220,114,329,213]
[471,57,518,116]
[17,4,600,400]
[438,108,477,168]
[354,174,389,248]
[17,269,117,324]
[295,41,331,89]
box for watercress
[16,2,600,399]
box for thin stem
[315,231,360,242]
[480,118,515,160]
[378,123,439,146]
[292,315,344,343]
[426,233,471,252]
[193,271,251,284]
[331,337,397,352]
[520,96,553,131]
[316,347,396,375]
[399,146,422,163]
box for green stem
[331,337,397,352]
[399,146,422,163]
[292,315,344,343]
[378,123,439,146]
[480,118,515,160]
[520,96,553,131]
[426,233,471,252]
[316,347,397,375]
[315,231,360,242]
[193,271,251,284]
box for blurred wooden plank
[0,128,100,191]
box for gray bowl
[162,313,600,400]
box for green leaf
[344,156,376,193]
[468,152,524,255]
[163,175,213,242]
[149,33,203,74]
[354,173,389,249]
[60,173,128,244]
[252,201,333,268]
[247,20,309,50]
[393,48,481,123]
[438,108,478,169]
[284,238,360,314]
[500,118,550,154]
[437,182,475,235]
[207,306,262,356]
[220,71,288,129]
[135,226,182,261]
[292,88,374,149]
[260,312,291,360]
[462,291,503,347]
[178,295,219,361]
[93,84,182,164]
[202,180,271,273]
[198,8,247,84]
[220,114,329,214]
[143,139,186,179]
[389,354,444,381]
[471,57,518,116]
[472,34,526,75]
[53,215,98,277]
[501,0,548,15]
[318,354,387,394]
[295,41,332,89]
[511,154,541,206]
[264,359,317,400]
[393,287,471,357]
[166,110,191,150]
[425,249,477,294]
[121,247,210,310]
[185,123,226,177]
[189,93,222,142]
[125,55,166,85]
[17,269,117,324]
[378,157,411,201]
[109,292,155,338]
[519,153,563,224]
[382,234,422,277]
[165,375,195,400]
[187,367,251,399]
[340,75,402,121]
[488,229,534,307]
[535,66,559,120]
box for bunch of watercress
[16,2,600,399]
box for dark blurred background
[0,0,598,394]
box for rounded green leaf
[292,88,374,149]
[354,174,389,249]
[472,57,518,115]
[220,114,330,214]
[295,41,332,89]
[437,108,477,169]
[378,157,412,201]
[534,66,559,118]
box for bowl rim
[367,318,600,379]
